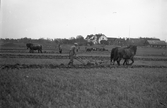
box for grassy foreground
[0,68,167,108]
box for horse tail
[110,48,115,64]
[134,46,137,55]
[26,44,28,49]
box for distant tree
[76,35,87,45]
[62,39,69,44]
[46,38,53,42]
[76,35,84,40]
[69,37,76,44]
[69,37,75,40]
[38,38,46,44]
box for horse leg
[131,58,134,65]
[123,59,127,65]
[117,58,121,66]
[129,58,134,65]
[124,59,130,65]
[110,58,116,65]
[126,59,129,65]
[113,59,115,65]
[110,52,113,65]
[125,59,129,65]
[117,60,120,65]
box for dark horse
[110,45,137,65]
[26,43,42,53]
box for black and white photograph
[0,0,167,107]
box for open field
[1,68,167,108]
[0,45,167,108]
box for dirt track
[1,53,167,61]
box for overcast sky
[1,0,167,41]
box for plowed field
[0,47,167,108]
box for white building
[85,34,108,44]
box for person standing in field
[58,44,62,54]
[68,43,78,66]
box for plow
[1,53,167,61]
[75,56,109,66]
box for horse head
[26,43,33,49]
[129,45,137,55]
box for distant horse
[110,45,137,65]
[26,43,42,53]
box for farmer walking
[58,44,62,54]
[68,43,78,66]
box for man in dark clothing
[58,44,62,53]
[68,43,78,66]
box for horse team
[26,43,137,66]
[110,45,137,65]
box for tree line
[0,35,93,46]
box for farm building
[114,38,126,46]
[147,40,167,48]
[127,38,148,46]
[107,37,117,45]
[85,34,108,44]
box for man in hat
[58,44,62,54]
[68,43,78,66]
